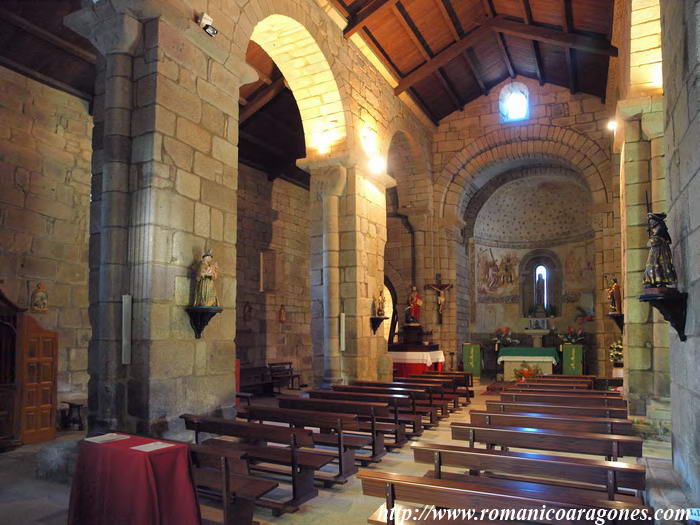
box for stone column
[309,165,346,386]
[66,2,245,436]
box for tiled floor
[0,381,687,525]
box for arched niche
[519,249,563,318]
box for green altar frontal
[561,344,584,375]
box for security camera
[198,13,218,37]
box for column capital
[65,3,142,55]
[309,165,347,198]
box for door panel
[19,317,57,444]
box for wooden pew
[236,405,369,482]
[188,444,278,525]
[181,415,333,515]
[358,470,652,525]
[500,392,627,408]
[413,370,474,388]
[524,378,593,389]
[469,410,634,435]
[304,390,408,441]
[505,386,622,396]
[278,396,392,461]
[308,389,439,429]
[335,384,453,417]
[349,379,457,413]
[395,376,470,402]
[412,443,646,501]
[486,401,628,419]
[451,423,643,460]
[516,382,596,391]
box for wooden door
[0,316,18,447]
[19,316,57,444]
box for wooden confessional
[0,290,58,451]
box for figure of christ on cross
[425,273,453,325]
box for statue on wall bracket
[638,205,687,342]
[186,247,223,339]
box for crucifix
[425,273,453,324]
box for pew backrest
[181,414,315,447]
[485,401,628,419]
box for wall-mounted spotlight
[198,13,218,37]
[607,120,618,132]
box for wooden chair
[268,361,301,391]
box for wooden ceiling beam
[0,8,97,64]
[480,0,515,79]
[463,51,487,96]
[519,0,543,85]
[435,0,460,41]
[561,0,576,93]
[490,16,617,57]
[344,0,401,39]
[394,21,492,95]
[392,3,462,112]
[239,77,286,123]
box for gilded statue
[643,213,677,288]
[607,276,622,313]
[193,249,220,307]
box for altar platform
[497,347,559,380]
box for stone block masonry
[0,65,92,397]
[236,165,312,385]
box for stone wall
[0,65,92,397]
[425,77,620,371]
[661,0,700,505]
[235,164,312,385]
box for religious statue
[606,276,622,313]
[405,285,423,324]
[278,304,287,323]
[425,274,453,324]
[374,291,385,317]
[534,274,546,309]
[193,249,220,307]
[643,212,677,288]
[30,282,48,313]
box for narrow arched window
[499,82,529,122]
[534,264,548,309]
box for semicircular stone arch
[435,125,612,221]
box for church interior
[1,0,699,523]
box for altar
[389,349,445,375]
[497,347,559,380]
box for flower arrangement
[492,327,520,349]
[608,340,624,365]
[559,327,585,344]
[513,362,543,381]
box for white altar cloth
[389,350,445,366]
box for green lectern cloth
[561,344,584,375]
[462,343,481,377]
[496,347,559,365]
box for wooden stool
[61,401,84,430]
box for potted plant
[513,362,543,382]
[608,340,624,368]
[558,327,585,345]
[492,327,520,351]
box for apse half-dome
[474,174,593,248]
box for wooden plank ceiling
[0,1,308,188]
[331,0,616,123]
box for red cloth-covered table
[390,350,445,376]
[68,434,200,525]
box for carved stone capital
[65,5,142,55]
[310,165,347,200]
